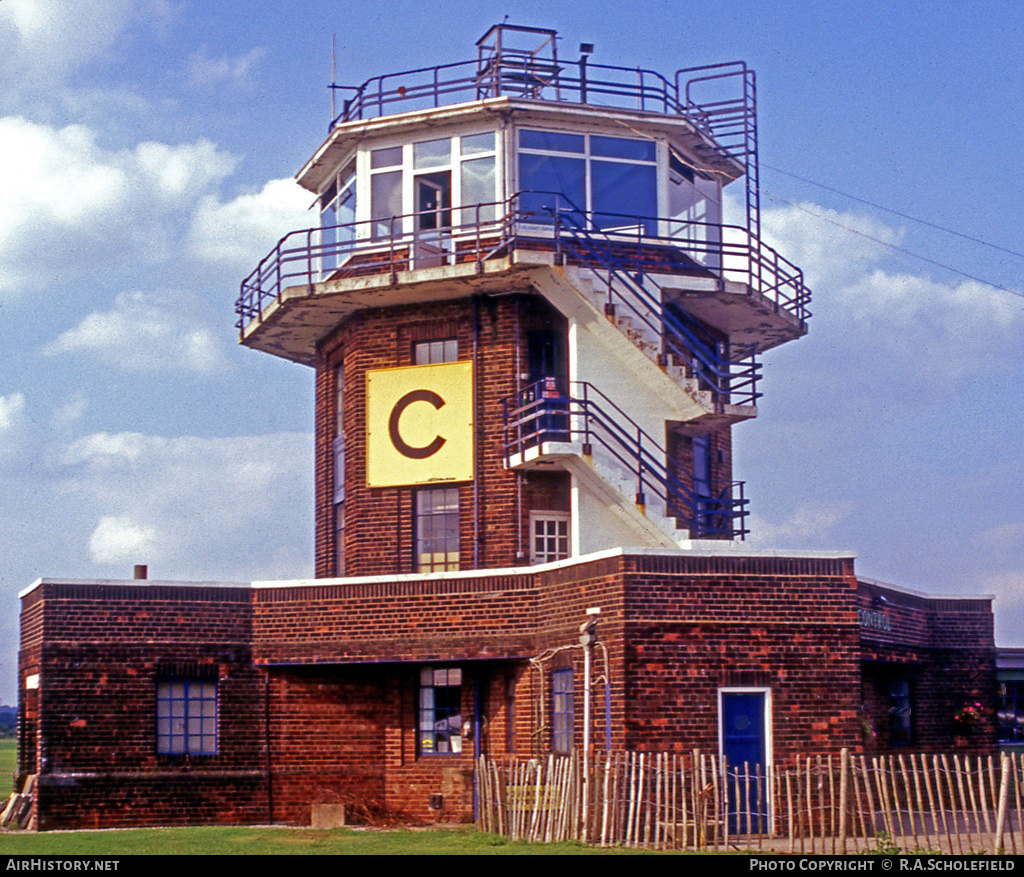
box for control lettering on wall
[366,362,474,487]
[858,609,891,632]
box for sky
[0,0,1021,704]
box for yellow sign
[366,361,474,487]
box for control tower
[236,24,810,579]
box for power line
[761,162,1024,262]
[761,191,1024,301]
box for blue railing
[502,380,749,540]
[332,56,692,129]
[546,202,763,408]
[236,193,811,337]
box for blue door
[721,691,768,833]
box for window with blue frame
[552,667,574,753]
[418,666,462,755]
[156,680,217,755]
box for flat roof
[20,544,857,597]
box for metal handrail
[330,57,691,129]
[236,192,811,335]
[546,203,763,408]
[502,379,748,540]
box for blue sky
[1,0,1022,703]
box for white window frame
[529,510,571,565]
[355,128,502,239]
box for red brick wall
[20,555,997,829]
[858,582,996,753]
[24,582,268,830]
[618,554,861,757]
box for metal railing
[547,203,763,408]
[236,193,811,346]
[332,56,699,129]
[502,379,748,540]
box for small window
[419,666,462,755]
[416,487,460,572]
[552,668,574,753]
[414,339,458,365]
[156,680,217,755]
[530,511,570,564]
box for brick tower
[236,24,810,579]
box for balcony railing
[332,56,705,129]
[502,380,749,540]
[236,192,811,333]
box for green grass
[0,824,675,855]
[0,738,15,797]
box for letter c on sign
[388,389,447,459]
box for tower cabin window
[517,129,657,235]
[365,133,498,241]
[667,151,722,269]
[319,163,356,276]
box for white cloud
[757,201,1024,401]
[187,47,266,89]
[0,117,237,298]
[0,393,26,432]
[50,393,89,430]
[746,500,854,548]
[44,291,229,373]
[760,201,902,290]
[56,430,313,578]
[89,514,157,563]
[0,0,136,77]
[187,177,311,272]
[0,393,29,466]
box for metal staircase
[503,380,749,541]
[546,204,762,411]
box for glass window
[156,680,217,755]
[414,339,458,365]
[519,129,584,153]
[461,132,495,155]
[518,153,586,219]
[889,679,913,746]
[414,138,451,169]
[552,668,573,753]
[371,170,403,238]
[419,666,462,755]
[591,135,656,161]
[668,151,722,266]
[999,681,1024,743]
[591,161,657,232]
[320,166,356,277]
[460,156,496,224]
[530,512,570,564]
[518,129,657,233]
[371,146,403,169]
[416,487,460,572]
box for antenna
[331,34,337,121]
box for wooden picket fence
[476,749,1024,853]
